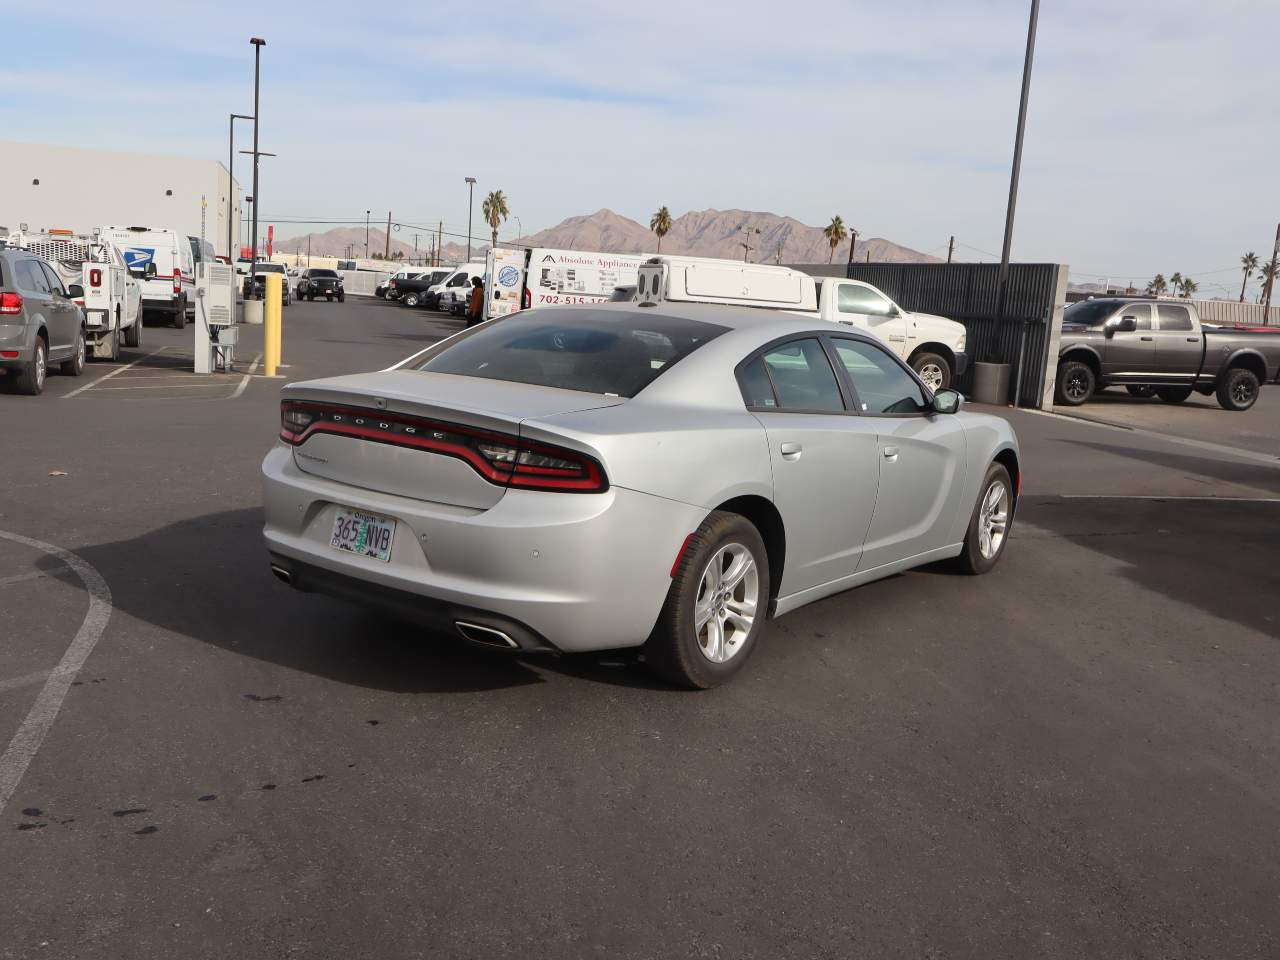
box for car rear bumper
[260,444,703,652]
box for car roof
[591,300,832,338]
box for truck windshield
[310,270,338,278]
[1064,300,1120,327]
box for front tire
[403,292,420,308]
[60,328,86,376]
[1156,386,1192,403]
[645,511,770,689]
[171,298,186,329]
[910,351,951,392]
[1055,360,1095,406]
[109,313,121,362]
[953,463,1013,575]
[1217,367,1260,411]
[124,312,141,347]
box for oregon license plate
[330,507,396,562]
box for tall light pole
[228,113,251,261]
[365,210,370,260]
[248,37,266,300]
[465,176,477,260]
[514,216,523,245]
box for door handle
[882,445,899,463]
[1186,337,1199,342]
[1140,336,1153,341]
[779,442,802,461]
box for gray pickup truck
[1055,298,1280,411]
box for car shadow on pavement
[34,507,673,694]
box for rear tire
[109,313,121,362]
[910,351,951,392]
[14,337,46,395]
[1126,385,1157,398]
[1216,367,1260,411]
[60,328,86,376]
[403,292,420,308]
[124,312,141,347]
[1055,360,1095,406]
[644,511,770,690]
[1156,386,1193,403]
[171,298,186,329]
[953,463,1014,575]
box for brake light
[89,268,102,288]
[279,401,608,493]
[0,292,22,315]
[172,270,181,294]
[523,288,531,309]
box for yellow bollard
[264,273,282,377]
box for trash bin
[972,362,1011,405]
[242,300,264,326]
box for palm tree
[1146,274,1168,296]
[1169,271,1184,297]
[1239,252,1259,302]
[1259,257,1280,319]
[1179,277,1198,298]
[823,216,848,263]
[649,206,673,253]
[481,190,509,250]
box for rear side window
[415,309,726,397]
[1158,304,1193,331]
[755,338,845,412]
[15,260,50,294]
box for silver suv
[0,245,87,395]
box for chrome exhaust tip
[455,621,519,649]
[270,564,292,585]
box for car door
[738,336,880,596]
[40,261,79,354]
[835,282,909,356]
[1152,303,1201,378]
[15,259,67,355]
[829,336,969,572]
[1100,303,1155,378]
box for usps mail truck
[483,247,646,321]
[101,226,195,328]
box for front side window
[414,308,726,397]
[837,283,894,316]
[1118,303,1153,330]
[833,339,927,414]
[754,338,845,412]
[40,262,68,296]
[1157,304,1193,331]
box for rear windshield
[413,308,727,397]
[256,263,285,273]
[310,269,338,278]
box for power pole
[437,220,443,266]
[248,37,265,300]
[947,235,955,263]
[995,0,1040,329]
[413,233,419,265]
[384,211,391,260]
[306,235,310,267]
[1265,221,1280,323]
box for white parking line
[230,352,264,400]
[62,346,168,399]
[0,531,112,817]
[0,671,50,695]
[91,382,233,391]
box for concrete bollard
[264,274,282,377]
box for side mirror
[1107,315,1137,336]
[145,263,157,278]
[932,388,963,414]
[66,283,84,299]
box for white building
[0,140,242,258]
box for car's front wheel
[60,328,86,376]
[1055,360,1095,405]
[953,462,1014,574]
[911,351,951,391]
[403,292,420,308]
[645,511,770,689]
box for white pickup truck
[5,228,143,360]
[635,257,968,389]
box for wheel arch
[1059,345,1101,377]
[908,341,956,369]
[712,494,785,613]
[992,446,1021,503]
[1222,349,1266,383]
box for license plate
[329,507,396,562]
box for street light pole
[228,113,251,261]
[465,176,477,260]
[248,37,265,300]
[515,216,523,245]
[365,210,370,260]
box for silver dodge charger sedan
[262,303,1019,688]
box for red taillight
[279,401,607,493]
[1,350,19,359]
[89,268,102,288]
[522,288,531,309]
[0,292,22,315]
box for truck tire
[1055,360,1095,406]
[109,313,121,362]
[124,310,141,347]
[910,352,951,391]
[1126,385,1157,398]
[403,292,420,308]
[60,328,86,376]
[14,336,47,395]
[1216,367,1260,411]
[1156,386,1192,403]
[171,298,186,329]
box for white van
[427,262,486,312]
[101,226,195,328]
[484,247,647,321]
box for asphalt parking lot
[3,297,1279,959]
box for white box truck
[100,226,196,329]
[483,247,647,321]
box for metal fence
[794,262,1069,407]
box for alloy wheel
[1066,373,1088,401]
[35,344,46,389]
[1232,379,1255,405]
[693,543,759,664]
[918,362,945,391]
[978,480,1009,560]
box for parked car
[296,268,345,302]
[393,266,478,310]
[242,262,291,306]
[262,303,1019,688]
[100,226,195,329]
[1055,298,1280,411]
[0,244,87,394]
[377,269,429,301]
[394,269,450,307]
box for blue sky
[3,0,1277,295]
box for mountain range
[276,208,936,266]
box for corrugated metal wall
[839,263,1068,407]
[1187,298,1279,327]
